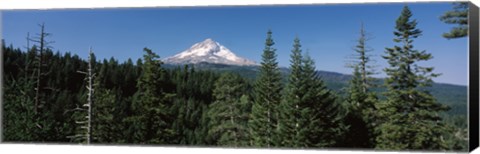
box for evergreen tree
[125,48,175,144]
[207,73,250,147]
[343,23,378,148]
[301,53,346,147]
[376,6,450,150]
[3,25,62,142]
[440,2,468,39]
[3,73,41,141]
[169,66,219,145]
[3,45,40,141]
[277,37,307,147]
[249,30,283,147]
[92,88,120,143]
[91,54,125,143]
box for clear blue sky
[2,2,468,85]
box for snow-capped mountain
[164,38,257,66]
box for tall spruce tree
[302,53,346,147]
[249,30,283,147]
[91,56,125,143]
[125,48,175,144]
[343,23,378,148]
[376,6,450,150]
[277,38,346,148]
[207,73,250,147]
[277,37,305,148]
[440,2,468,39]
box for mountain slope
[164,38,257,66]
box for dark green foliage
[124,48,176,144]
[2,19,467,151]
[2,42,227,145]
[342,24,378,148]
[278,38,346,148]
[249,30,283,147]
[3,45,39,141]
[342,66,379,148]
[442,115,468,150]
[440,2,468,39]
[92,88,120,143]
[91,60,126,143]
[277,37,305,147]
[3,75,41,141]
[3,45,86,143]
[301,53,347,147]
[376,6,451,150]
[164,62,466,120]
[3,39,467,150]
[69,50,96,144]
[207,73,251,147]
[169,65,220,145]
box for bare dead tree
[29,23,54,115]
[68,48,95,144]
[345,22,379,92]
[24,32,30,51]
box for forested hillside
[169,63,467,117]
[2,36,467,150]
[2,4,469,152]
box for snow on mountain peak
[184,38,221,57]
[164,39,257,66]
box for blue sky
[2,2,468,85]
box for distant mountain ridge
[164,38,257,66]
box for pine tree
[301,53,346,147]
[440,2,468,39]
[376,6,450,150]
[249,30,283,147]
[92,88,119,143]
[91,53,125,143]
[2,44,41,141]
[207,73,250,147]
[277,37,308,147]
[343,23,378,148]
[125,48,175,144]
[3,73,41,141]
